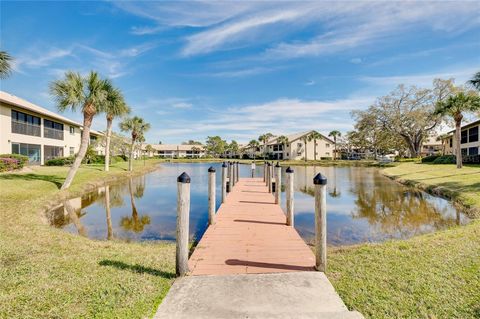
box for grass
[0,159,176,319]
[382,162,480,217]
[328,162,480,318]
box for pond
[46,163,469,246]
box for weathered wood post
[236,161,239,182]
[314,173,327,272]
[176,172,190,276]
[232,161,236,187]
[251,161,255,178]
[229,161,234,189]
[263,161,266,182]
[286,167,294,226]
[267,162,272,193]
[275,162,281,205]
[221,162,227,203]
[208,166,216,225]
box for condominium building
[0,91,102,165]
[144,144,206,158]
[443,119,480,156]
[245,130,335,160]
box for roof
[267,130,334,145]
[446,118,480,134]
[149,144,205,151]
[1,91,102,135]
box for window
[461,130,468,144]
[449,138,453,148]
[11,110,41,136]
[326,143,330,148]
[468,126,478,143]
[69,126,75,135]
[469,147,479,156]
[44,119,64,140]
[461,148,468,157]
[69,147,75,156]
[11,143,41,164]
[297,143,302,148]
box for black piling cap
[177,172,191,183]
[275,162,280,167]
[286,166,293,173]
[222,162,227,167]
[267,162,271,166]
[208,166,216,173]
[313,173,327,185]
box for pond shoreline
[381,165,480,219]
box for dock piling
[286,167,294,226]
[176,172,191,276]
[236,161,239,182]
[313,173,327,272]
[251,161,255,178]
[275,162,281,205]
[221,162,227,203]
[267,162,272,193]
[208,167,216,225]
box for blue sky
[1,1,479,144]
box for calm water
[46,163,468,245]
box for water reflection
[46,163,468,246]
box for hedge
[0,154,29,172]
[45,156,75,166]
[432,155,456,164]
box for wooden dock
[188,177,315,275]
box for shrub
[110,155,127,164]
[46,156,75,166]
[421,155,440,163]
[0,157,21,172]
[83,155,105,164]
[320,157,333,160]
[432,155,456,164]
[0,154,28,168]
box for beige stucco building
[442,119,480,157]
[246,130,335,160]
[0,91,102,165]
[143,144,206,158]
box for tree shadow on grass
[0,173,63,189]
[98,259,175,279]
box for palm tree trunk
[61,112,93,189]
[129,140,135,171]
[314,139,317,161]
[334,137,337,160]
[455,119,463,169]
[105,185,113,240]
[104,118,113,172]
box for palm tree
[103,81,130,172]
[301,133,311,162]
[307,131,322,161]
[50,71,108,189]
[145,144,154,158]
[248,139,260,159]
[435,91,480,168]
[0,51,13,79]
[276,135,289,160]
[258,133,273,160]
[121,178,150,233]
[328,130,342,160]
[469,71,480,91]
[436,134,450,156]
[119,116,151,171]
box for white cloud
[172,102,193,109]
[304,80,315,86]
[350,58,362,64]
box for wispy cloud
[304,80,315,86]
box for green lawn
[328,162,480,318]
[0,160,176,319]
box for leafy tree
[301,133,311,162]
[247,139,260,159]
[356,79,455,157]
[308,132,323,161]
[228,140,239,158]
[258,133,274,159]
[435,91,480,168]
[103,81,130,171]
[120,116,151,171]
[205,136,227,157]
[182,140,202,145]
[328,130,341,160]
[50,71,109,189]
[0,51,13,79]
[145,144,155,157]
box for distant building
[143,144,206,158]
[421,135,443,156]
[245,130,335,160]
[442,119,480,157]
[0,91,102,165]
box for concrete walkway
[154,272,363,319]
[155,177,363,318]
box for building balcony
[11,120,41,137]
[44,127,64,140]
